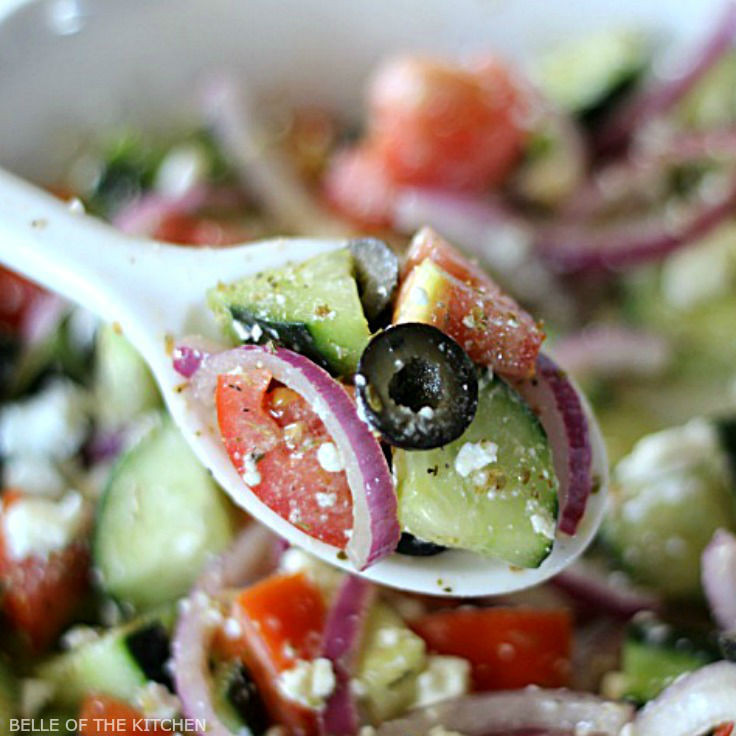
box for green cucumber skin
[208,248,371,376]
[36,610,174,709]
[94,415,234,610]
[395,377,559,568]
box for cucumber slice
[617,616,718,703]
[602,419,736,598]
[208,248,371,376]
[37,611,174,708]
[94,324,160,428]
[537,29,650,118]
[0,659,16,736]
[212,661,269,735]
[94,414,234,609]
[394,376,559,567]
[355,602,426,723]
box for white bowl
[0,0,724,595]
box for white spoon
[0,167,608,596]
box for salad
[2,2,736,735]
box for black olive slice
[125,622,172,688]
[396,532,447,556]
[227,663,270,735]
[348,238,399,322]
[355,323,478,449]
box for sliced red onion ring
[19,292,67,346]
[320,575,376,736]
[630,661,736,736]
[536,173,736,272]
[202,75,346,237]
[552,558,661,618]
[111,184,209,236]
[551,326,671,381]
[373,689,634,736]
[702,528,736,631]
[595,1,736,155]
[509,353,594,536]
[173,523,276,736]
[183,343,400,569]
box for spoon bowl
[0,166,608,595]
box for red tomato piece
[79,695,169,736]
[0,492,90,652]
[368,55,527,191]
[221,572,326,736]
[216,376,353,548]
[412,607,572,691]
[715,725,735,736]
[322,142,396,228]
[0,267,46,334]
[395,228,544,378]
[152,213,256,246]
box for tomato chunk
[395,228,544,378]
[216,374,353,548]
[79,695,169,736]
[0,492,89,652]
[368,55,527,191]
[412,607,572,690]
[0,267,47,334]
[219,572,326,736]
[323,142,396,228]
[715,725,735,736]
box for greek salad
[2,3,736,735]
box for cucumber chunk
[601,418,736,598]
[37,611,174,708]
[354,602,427,723]
[614,615,719,703]
[94,324,160,428]
[394,376,558,567]
[537,29,651,118]
[212,661,269,736]
[94,414,234,609]
[208,248,371,376]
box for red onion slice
[552,558,661,618]
[536,173,736,272]
[173,523,277,736]
[320,575,376,736]
[183,343,400,569]
[373,689,634,736]
[595,1,736,155]
[551,325,671,381]
[702,528,736,631]
[509,353,594,536]
[111,185,209,236]
[630,661,736,736]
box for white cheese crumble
[417,406,435,419]
[317,442,343,473]
[428,727,468,736]
[134,681,182,720]
[277,658,336,710]
[315,491,337,508]
[616,418,723,486]
[2,455,65,497]
[222,616,243,639]
[279,547,342,595]
[0,379,88,460]
[413,655,470,709]
[411,286,429,306]
[454,440,498,478]
[242,453,262,487]
[61,625,100,650]
[154,143,209,198]
[3,490,87,560]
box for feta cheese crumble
[3,490,87,560]
[277,658,336,710]
[317,442,343,473]
[413,655,470,708]
[242,453,262,487]
[454,440,498,478]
